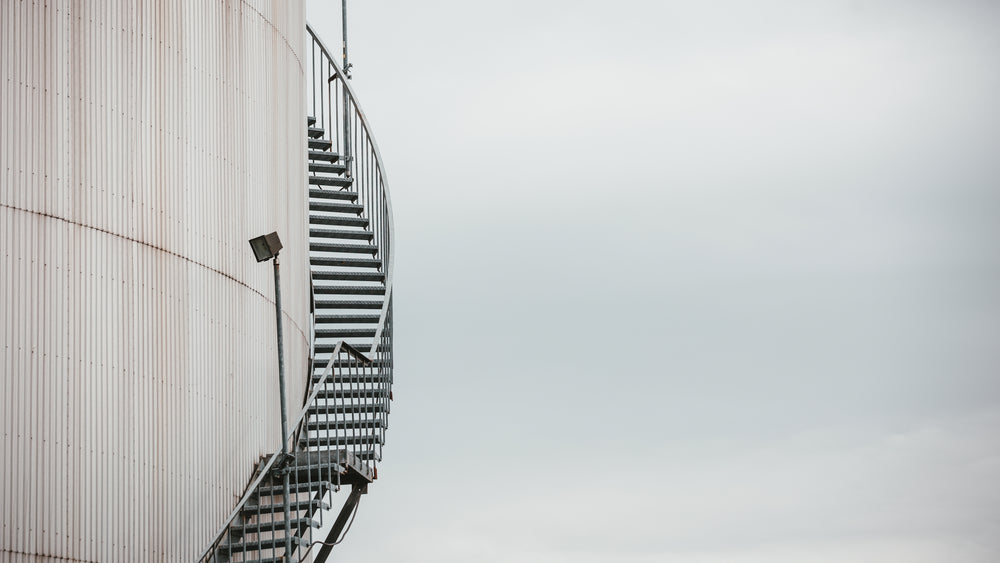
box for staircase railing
[307,24,395,365]
[196,25,395,563]
[197,343,376,562]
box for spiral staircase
[197,26,394,563]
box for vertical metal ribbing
[7,3,310,560]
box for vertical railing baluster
[356,349,361,460]
[313,41,316,122]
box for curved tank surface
[0,1,309,560]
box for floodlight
[247,227,292,552]
[247,229,289,455]
[248,232,283,262]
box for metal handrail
[196,341,370,561]
[198,24,394,561]
[306,24,395,358]
[288,342,372,431]
[196,447,284,562]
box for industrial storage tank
[0,1,310,560]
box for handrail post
[342,85,352,178]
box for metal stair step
[305,418,385,432]
[229,517,319,536]
[313,387,386,400]
[311,372,390,385]
[309,175,353,188]
[310,162,348,174]
[243,497,330,515]
[313,306,380,318]
[256,480,336,498]
[283,462,364,485]
[310,215,369,228]
[310,227,373,240]
[282,449,375,484]
[300,434,384,449]
[306,403,387,416]
[310,256,382,269]
[309,138,333,150]
[309,200,364,214]
[307,126,325,138]
[315,342,380,354]
[220,536,308,554]
[314,314,381,323]
[313,300,383,309]
[309,188,356,202]
[316,358,389,369]
[315,328,377,339]
[307,116,316,126]
[234,556,293,563]
[309,150,341,162]
[310,242,378,255]
[312,284,385,295]
[310,357,384,370]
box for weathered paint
[0,1,308,560]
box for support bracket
[315,483,368,562]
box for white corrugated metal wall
[0,1,308,560]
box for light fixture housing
[249,232,283,262]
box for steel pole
[273,254,290,453]
[272,255,294,561]
[342,0,349,76]
[341,0,352,177]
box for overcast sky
[306,1,999,561]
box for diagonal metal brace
[315,483,367,562]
